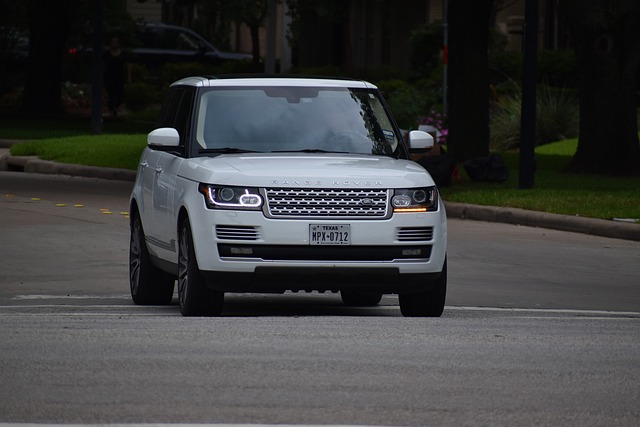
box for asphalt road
[1,171,639,426]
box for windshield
[194,86,399,156]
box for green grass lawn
[10,134,147,170]
[6,130,640,221]
[440,138,640,221]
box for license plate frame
[309,224,351,246]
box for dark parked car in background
[131,22,252,68]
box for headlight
[198,184,263,210]
[392,187,438,213]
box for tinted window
[158,87,195,145]
[164,29,207,51]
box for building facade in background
[124,0,566,73]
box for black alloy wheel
[129,213,175,305]
[178,219,224,316]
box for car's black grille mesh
[216,225,260,240]
[396,227,434,241]
[265,188,388,218]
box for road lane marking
[0,424,390,427]
[1,300,639,318]
[13,294,132,300]
[447,305,640,317]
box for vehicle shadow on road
[209,293,402,317]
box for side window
[158,89,181,128]
[157,87,195,147]
[174,89,194,144]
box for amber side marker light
[394,207,428,213]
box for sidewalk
[1,143,639,242]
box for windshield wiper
[199,147,259,154]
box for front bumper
[187,199,447,293]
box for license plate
[309,224,351,245]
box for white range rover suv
[129,76,447,317]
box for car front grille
[264,188,389,218]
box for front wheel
[399,258,447,317]
[178,219,224,317]
[129,213,175,305]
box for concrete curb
[1,143,638,242]
[445,202,640,242]
[2,154,136,181]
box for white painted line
[0,303,638,318]
[1,424,391,427]
[13,294,132,300]
[447,305,640,317]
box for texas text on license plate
[309,224,351,245]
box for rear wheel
[178,219,224,317]
[129,213,175,305]
[340,291,383,307]
[399,258,447,317]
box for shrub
[537,49,578,87]
[536,86,579,144]
[490,91,522,150]
[489,49,578,88]
[129,63,152,84]
[409,20,444,76]
[490,85,578,150]
[376,79,440,130]
[124,82,159,112]
[61,81,90,109]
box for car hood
[179,153,435,188]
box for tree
[559,0,640,176]
[188,0,269,65]
[285,0,351,69]
[233,0,269,65]
[447,0,494,162]
[22,0,79,114]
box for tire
[399,258,447,317]
[129,213,175,305]
[178,219,224,317]
[340,291,383,307]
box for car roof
[170,75,378,90]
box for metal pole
[519,0,538,189]
[280,0,292,73]
[265,0,277,73]
[442,0,448,115]
[91,0,103,134]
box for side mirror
[148,128,180,147]
[408,130,434,151]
